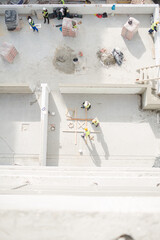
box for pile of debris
[97,48,124,67]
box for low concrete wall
[59,84,147,94]
[0,4,156,15]
[0,84,33,93]
[40,84,50,166]
[142,85,160,110]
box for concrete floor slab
[0,14,155,90]
[0,94,41,164]
[47,93,160,166]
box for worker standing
[81,101,91,111]
[42,8,49,24]
[148,21,159,34]
[81,128,91,139]
[60,0,65,4]
[92,118,99,127]
[28,16,38,32]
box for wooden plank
[63,130,100,133]
[137,64,160,71]
[85,108,87,128]
[67,117,93,121]
[75,108,77,145]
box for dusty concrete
[47,93,160,166]
[0,195,160,240]
[0,14,155,90]
[0,94,41,164]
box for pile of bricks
[0,42,18,63]
[62,17,78,38]
[121,17,140,40]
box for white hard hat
[29,19,31,23]
[43,7,46,10]
[84,101,89,107]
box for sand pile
[53,46,76,74]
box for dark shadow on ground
[123,32,146,59]
[47,92,61,166]
[85,138,101,167]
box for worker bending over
[42,8,49,24]
[81,128,91,139]
[92,118,99,127]
[148,21,159,34]
[28,16,38,32]
[81,101,91,111]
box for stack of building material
[121,17,140,40]
[0,42,18,63]
[62,18,78,38]
[131,0,144,3]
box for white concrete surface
[0,195,160,240]
[0,14,155,89]
[0,94,41,165]
[40,84,50,166]
[47,93,160,166]
[0,166,160,195]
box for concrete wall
[59,84,147,94]
[0,84,33,93]
[0,195,160,240]
[0,4,157,15]
[40,84,50,166]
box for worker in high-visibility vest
[81,101,91,111]
[81,128,91,139]
[148,21,159,34]
[42,8,49,24]
[92,118,99,127]
[28,16,38,32]
[61,0,65,4]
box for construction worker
[92,118,99,127]
[81,101,91,111]
[148,21,159,34]
[60,0,65,4]
[72,21,77,29]
[81,128,91,139]
[42,8,49,24]
[28,16,38,32]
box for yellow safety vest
[151,22,157,31]
[85,130,90,137]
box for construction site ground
[0,14,155,88]
[0,13,159,166]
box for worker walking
[92,118,99,127]
[81,101,91,111]
[28,16,38,32]
[42,8,49,24]
[148,21,159,34]
[81,128,91,139]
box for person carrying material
[28,16,38,32]
[42,8,49,24]
[81,101,91,111]
[81,128,91,139]
[148,21,159,34]
[92,118,99,127]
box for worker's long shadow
[86,139,101,167]
[97,126,109,160]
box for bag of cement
[112,48,124,66]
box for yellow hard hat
[156,21,159,24]
[84,128,88,131]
